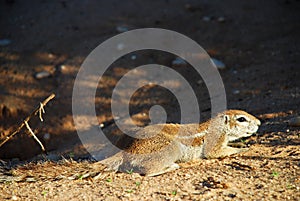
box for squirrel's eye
[237,117,247,122]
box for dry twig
[24,121,45,151]
[0,93,55,151]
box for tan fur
[100,110,261,176]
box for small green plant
[125,189,133,193]
[271,171,279,177]
[171,190,177,195]
[41,190,48,197]
[240,139,246,143]
[106,178,112,182]
[126,169,134,174]
[68,152,75,158]
[77,174,84,180]
[135,181,141,186]
[286,184,295,189]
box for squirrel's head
[220,110,261,142]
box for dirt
[0,0,299,200]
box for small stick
[24,121,45,151]
[0,93,55,150]
[38,102,45,122]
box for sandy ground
[0,0,299,200]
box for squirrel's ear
[223,114,229,125]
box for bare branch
[0,93,55,150]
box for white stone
[35,71,51,79]
[233,89,240,94]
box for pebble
[131,55,137,60]
[197,80,204,85]
[26,177,37,182]
[48,53,55,58]
[43,133,50,140]
[59,65,66,71]
[35,71,51,79]
[116,25,129,33]
[233,90,240,94]
[0,39,11,46]
[211,58,226,69]
[289,116,300,127]
[172,57,187,67]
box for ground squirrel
[99,110,261,176]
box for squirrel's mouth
[243,132,254,138]
[248,125,259,133]
[246,129,258,135]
